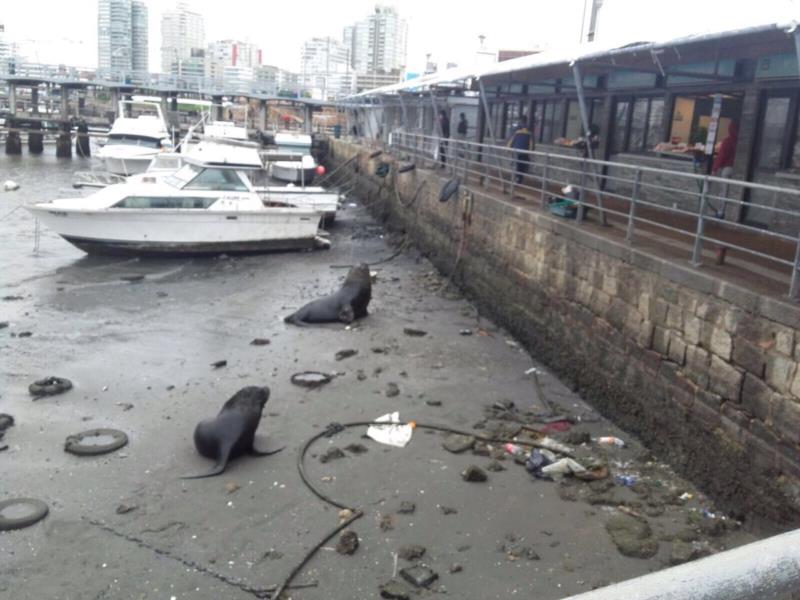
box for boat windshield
[276,144,310,154]
[106,134,162,148]
[165,163,248,191]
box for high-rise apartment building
[300,36,352,99]
[206,40,262,82]
[346,5,407,76]
[98,0,132,72]
[131,1,148,72]
[97,0,148,74]
[161,2,205,74]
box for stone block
[653,326,670,356]
[774,397,800,446]
[685,346,710,389]
[666,304,684,330]
[732,337,766,378]
[684,315,702,346]
[719,404,747,444]
[691,395,722,430]
[668,336,687,366]
[719,307,744,334]
[696,301,720,323]
[602,275,618,296]
[709,355,744,402]
[765,354,797,394]
[775,327,795,357]
[709,328,733,361]
[741,373,774,422]
[677,289,699,314]
[638,293,653,321]
[653,298,670,326]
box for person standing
[437,109,450,168]
[508,117,534,183]
[710,121,738,264]
[456,113,468,158]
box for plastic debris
[3,180,20,191]
[679,492,694,501]
[525,450,553,479]
[400,565,438,588]
[541,458,588,477]
[540,420,572,434]
[596,436,626,448]
[503,443,528,458]
[367,412,415,448]
[614,474,638,487]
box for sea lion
[284,263,372,326]
[183,386,283,479]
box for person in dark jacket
[508,117,533,183]
[437,109,450,168]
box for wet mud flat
[0,171,758,598]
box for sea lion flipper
[250,445,285,457]
[181,441,234,479]
[338,304,355,324]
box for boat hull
[270,163,317,185]
[27,205,321,256]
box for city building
[206,40,262,83]
[131,1,148,72]
[98,0,132,73]
[345,5,407,77]
[97,0,148,75]
[161,1,205,75]
[300,36,353,100]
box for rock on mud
[605,513,659,559]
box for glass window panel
[629,98,649,152]
[646,98,665,149]
[564,100,582,139]
[758,97,791,169]
[590,99,604,129]
[113,196,218,209]
[791,104,800,171]
[541,101,555,143]
[185,168,248,191]
[552,100,565,141]
[612,100,630,154]
[534,101,544,142]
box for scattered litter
[503,443,527,459]
[449,563,463,574]
[397,501,416,514]
[3,180,20,191]
[367,413,415,448]
[116,403,134,411]
[379,514,394,531]
[596,436,626,448]
[210,360,227,369]
[17,331,33,338]
[443,434,475,454]
[336,530,359,555]
[225,482,241,494]
[506,339,519,348]
[338,509,354,522]
[679,492,694,501]
[29,376,73,398]
[120,274,145,283]
[461,465,487,482]
[398,544,426,561]
[0,498,48,531]
[115,504,138,515]
[525,449,554,479]
[0,322,8,329]
[385,382,400,397]
[2,295,24,301]
[335,349,358,361]
[403,327,427,337]
[400,565,438,588]
[614,474,638,487]
[320,447,346,463]
[541,458,588,477]
[486,460,506,472]
[291,371,333,389]
[540,420,572,434]
[605,513,658,558]
[459,329,473,336]
[250,338,271,346]
[425,399,442,407]
[380,579,411,599]
[439,505,458,515]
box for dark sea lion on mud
[183,386,283,479]
[284,263,372,326]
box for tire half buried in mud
[64,428,128,456]
[291,371,333,389]
[29,376,73,397]
[0,498,49,531]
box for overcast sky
[2,0,798,73]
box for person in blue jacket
[508,117,534,184]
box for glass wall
[611,96,665,154]
[755,92,800,172]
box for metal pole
[540,153,550,208]
[398,93,409,130]
[691,177,710,266]
[477,79,507,186]
[789,230,800,301]
[626,168,642,242]
[563,527,800,600]
[577,162,587,224]
[572,62,606,223]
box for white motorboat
[96,100,173,176]
[266,132,318,184]
[26,156,324,256]
[203,120,248,141]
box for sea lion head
[345,263,371,286]
[227,386,270,412]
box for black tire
[398,162,415,173]
[368,150,383,159]
[0,498,49,531]
[291,371,333,389]
[64,428,128,456]
[29,376,73,398]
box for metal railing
[386,131,800,300]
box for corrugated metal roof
[349,20,796,98]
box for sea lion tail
[180,461,228,479]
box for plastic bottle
[596,436,626,448]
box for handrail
[382,130,800,300]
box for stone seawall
[327,140,800,530]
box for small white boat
[266,132,318,184]
[96,100,173,176]
[26,156,323,256]
[203,120,248,141]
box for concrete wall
[329,139,800,530]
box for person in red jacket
[712,121,738,178]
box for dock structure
[0,64,323,155]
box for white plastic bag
[367,412,414,448]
